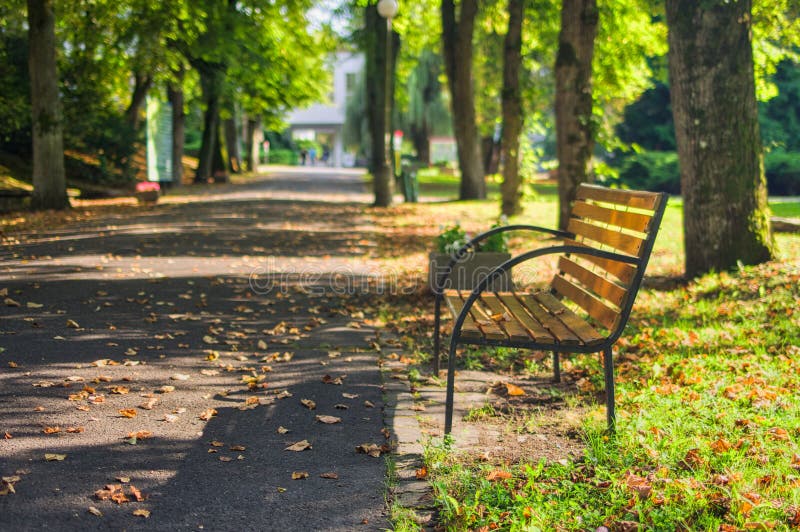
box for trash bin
[399,163,419,203]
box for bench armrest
[433,225,573,293]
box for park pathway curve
[0,168,399,531]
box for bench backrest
[551,184,667,332]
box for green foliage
[267,149,299,166]
[616,150,680,194]
[764,149,800,196]
[434,220,509,254]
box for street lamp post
[376,0,398,207]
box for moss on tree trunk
[666,0,774,277]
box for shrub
[764,149,800,195]
[268,149,298,165]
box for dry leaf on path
[277,426,290,434]
[291,471,309,480]
[505,383,526,397]
[132,509,150,518]
[319,472,339,479]
[87,506,102,516]
[119,409,137,418]
[44,454,66,461]
[199,408,217,420]
[355,443,383,457]
[316,415,341,424]
[300,399,316,410]
[285,440,312,452]
[66,319,80,328]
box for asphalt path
[0,168,396,531]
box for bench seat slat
[444,292,483,340]
[517,292,581,345]
[532,290,606,345]
[480,293,534,342]
[496,293,555,344]
[557,256,628,308]
[458,292,508,341]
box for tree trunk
[410,122,431,166]
[666,0,773,277]
[482,136,500,175]
[27,0,68,210]
[364,6,399,207]
[442,0,485,200]
[246,117,263,172]
[167,80,184,186]
[125,72,153,130]
[212,124,227,182]
[500,0,524,217]
[195,68,222,183]
[224,117,241,173]
[554,0,598,230]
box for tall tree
[499,0,524,216]
[364,3,399,207]
[442,0,485,199]
[27,0,68,210]
[666,0,774,277]
[554,0,598,230]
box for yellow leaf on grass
[505,383,526,396]
[486,470,512,481]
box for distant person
[309,147,317,166]
[300,149,307,165]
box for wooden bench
[432,184,668,433]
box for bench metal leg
[603,347,615,432]
[444,338,458,435]
[433,296,442,375]
[552,351,561,383]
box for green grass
[771,202,800,219]
[423,262,800,531]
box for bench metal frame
[433,198,667,434]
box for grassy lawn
[374,180,800,531]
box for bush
[268,149,298,165]
[615,151,680,194]
[765,149,800,196]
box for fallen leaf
[110,386,130,395]
[355,443,383,457]
[129,485,146,502]
[26,302,43,309]
[4,297,20,307]
[219,456,232,462]
[334,403,349,410]
[416,466,428,479]
[87,506,102,516]
[66,426,85,433]
[115,476,131,483]
[156,385,175,394]
[364,400,375,408]
[320,472,339,479]
[139,397,159,410]
[316,415,341,424]
[285,440,312,452]
[199,408,217,421]
[170,373,190,381]
[300,399,316,410]
[127,431,152,440]
[132,509,150,518]
[230,445,246,451]
[486,470,513,481]
[277,426,290,434]
[291,471,309,480]
[42,426,61,434]
[505,382,526,397]
[44,453,66,461]
[66,319,80,328]
[342,393,359,399]
[119,409,137,418]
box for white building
[286,52,363,167]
